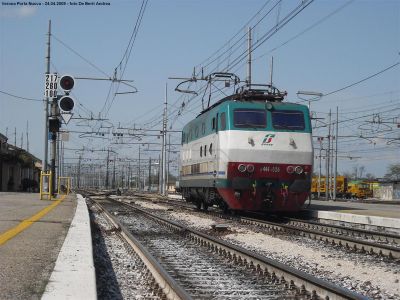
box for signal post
[48,75,75,196]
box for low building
[374,180,400,201]
[0,133,41,192]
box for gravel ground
[89,203,161,300]
[132,198,400,300]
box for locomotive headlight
[295,166,303,174]
[247,164,255,173]
[238,164,247,172]
[286,166,295,174]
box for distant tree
[359,166,365,179]
[384,164,400,180]
[365,173,376,180]
[351,165,366,180]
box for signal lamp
[59,75,75,92]
[59,96,75,112]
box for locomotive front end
[217,102,313,212]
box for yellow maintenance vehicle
[311,176,347,198]
[347,180,373,199]
[311,176,373,199]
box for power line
[52,34,111,78]
[0,90,42,102]
[323,62,400,97]
[255,0,354,60]
[102,0,148,117]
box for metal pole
[334,106,339,200]
[127,161,131,190]
[325,110,331,201]
[161,83,167,195]
[43,20,51,173]
[57,135,60,180]
[138,145,141,192]
[318,139,322,199]
[105,148,109,188]
[148,157,152,192]
[112,155,116,189]
[60,140,64,177]
[158,154,161,192]
[166,134,171,194]
[77,154,81,188]
[50,102,58,195]
[247,26,252,86]
[269,56,273,86]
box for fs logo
[262,134,275,146]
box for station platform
[303,199,400,232]
[0,192,96,300]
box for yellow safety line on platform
[0,195,67,246]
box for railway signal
[58,75,75,124]
[59,96,74,112]
[59,75,75,92]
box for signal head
[59,96,75,112]
[59,75,75,91]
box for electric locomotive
[179,84,313,213]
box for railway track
[90,196,367,300]
[125,193,400,260]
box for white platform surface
[42,194,97,300]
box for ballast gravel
[132,199,400,299]
[89,205,161,300]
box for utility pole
[325,110,331,201]
[77,154,82,188]
[138,145,141,192]
[333,106,339,200]
[161,83,168,195]
[269,56,273,86]
[42,20,51,173]
[57,135,60,180]
[166,134,171,194]
[61,140,64,177]
[105,148,110,188]
[26,121,29,152]
[14,127,16,146]
[317,137,323,199]
[148,157,152,192]
[112,155,116,189]
[50,93,58,195]
[127,161,131,190]
[158,154,161,192]
[247,26,252,86]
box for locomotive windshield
[234,109,266,128]
[272,110,305,130]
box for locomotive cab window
[272,110,305,130]
[234,109,266,128]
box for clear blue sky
[1,0,399,177]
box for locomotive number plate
[261,166,280,173]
